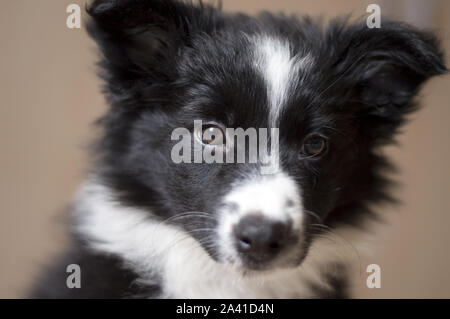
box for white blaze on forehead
[252,36,312,127]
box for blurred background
[0,0,449,298]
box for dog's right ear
[87,0,218,83]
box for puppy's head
[87,0,446,271]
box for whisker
[163,232,218,253]
[304,209,323,223]
[309,223,363,277]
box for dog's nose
[233,214,294,263]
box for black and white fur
[31,0,446,298]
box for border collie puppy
[32,0,445,298]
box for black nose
[233,215,294,263]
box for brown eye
[199,124,225,146]
[302,135,327,157]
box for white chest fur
[73,180,361,298]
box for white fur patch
[73,179,366,298]
[217,172,304,269]
[221,172,302,225]
[252,36,312,127]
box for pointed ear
[332,21,447,139]
[87,0,218,83]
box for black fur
[31,238,161,298]
[31,0,446,298]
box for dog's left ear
[333,21,447,139]
[87,0,219,85]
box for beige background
[0,0,449,298]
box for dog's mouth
[220,244,306,273]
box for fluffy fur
[31,0,446,298]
